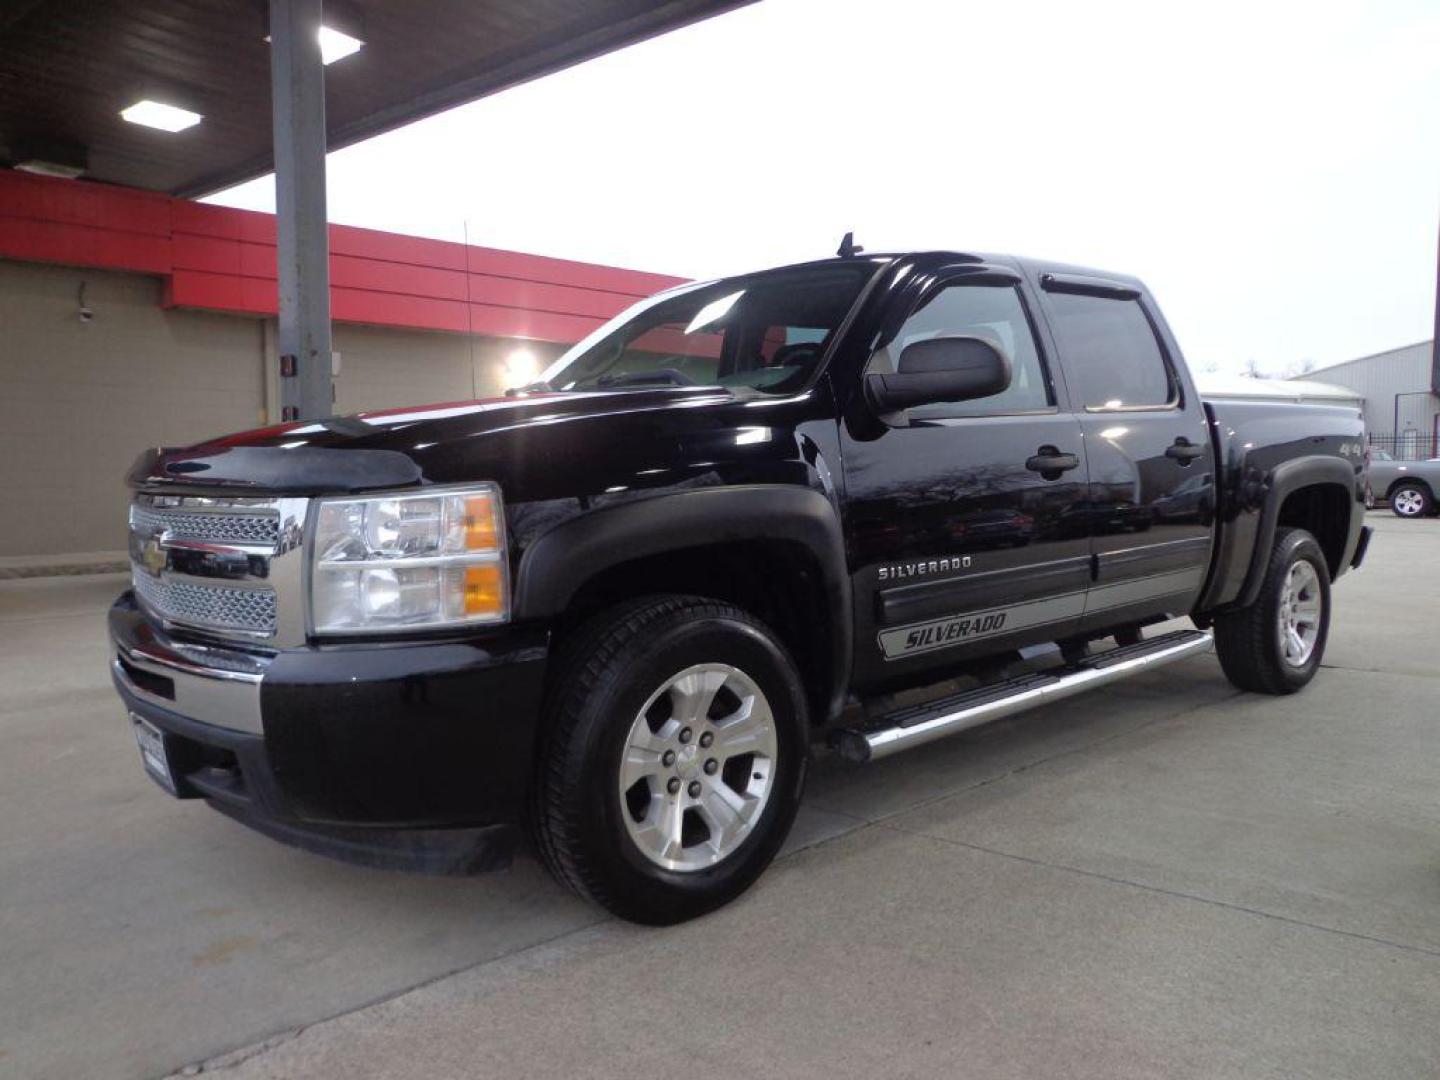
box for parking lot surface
[2,512,1437,1079]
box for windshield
[539,263,879,395]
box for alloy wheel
[1277,560,1322,667]
[618,663,777,872]
[1393,489,1426,516]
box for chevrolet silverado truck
[111,250,1373,924]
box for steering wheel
[769,342,823,369]
[755,343,824,393]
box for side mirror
[865,335,1012,413]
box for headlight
[310,484,508,633]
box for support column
[270,0,333,420]
[1432,215,1440,399]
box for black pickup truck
[111,250,1372,924]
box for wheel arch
[1385,475,1434,501]
[1234,456,1360,609]
[515,486,852,725]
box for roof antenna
[836,231,863,258]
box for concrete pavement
[2,512,1437,1079]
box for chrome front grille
[129,493,309,644]
[133,573,279,635]
[130,505,280,547]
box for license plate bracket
[131,713,177,794]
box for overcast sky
[208,0,1439,377]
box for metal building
[1289,341,1439,458]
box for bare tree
[1275,357,1318,380]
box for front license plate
[131,713,176,793]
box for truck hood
[126,386,782,497]
[219,386,737,450]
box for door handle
[1165,438,1205,463]
[1026,446,1080,477]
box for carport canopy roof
[0,0,750,197]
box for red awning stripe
[1,169,685,342]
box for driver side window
[872,283,1054,419]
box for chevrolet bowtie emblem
[140,536,167,578]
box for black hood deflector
[127,445,423,494]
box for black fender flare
[514,485,852,722]
[1235,454,1359,609]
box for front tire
[532,595,808,925]
[1213,527,1331,694]
[1389,482,1432,518]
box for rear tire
[531,595,808,925]
[1389,482,1432,518]
[1213,527,1330,695]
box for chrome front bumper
[108,588,548,848]
[111,595,269,736]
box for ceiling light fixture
[12,136,88,177]
[14,160,86,179]
[264,25,364,65]
[317,25,364,64]
[120,100,202,132]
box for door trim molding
[876,555,1091,627]
[877,567,1205,661]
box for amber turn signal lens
[463,496,500,550]
[462,564,504,616]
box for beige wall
[0,262,265,557]
[328,326,563,414]
[332,323,476,415]
[0,259,570,559]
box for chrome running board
[837,629,1213,763]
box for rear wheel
[1390,482,1432,518]
[532,595,808,925]
[1213,527,1330,694]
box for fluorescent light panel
[120,100,202,132]
[317,25,363,64]
[121,24,360,137]
[14,160,86,179]
[265,25,364,64]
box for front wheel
[532,596,808,924]
[1390,482,1432,518]
[1213,527,1331,694]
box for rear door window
[1044,292,1177,410]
